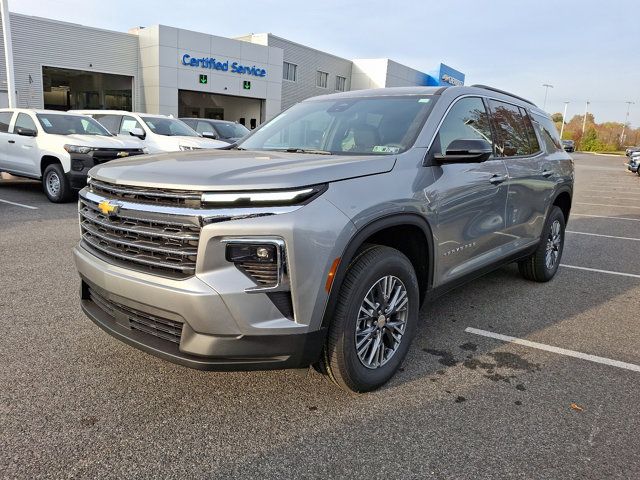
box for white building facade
[0,12,465,128]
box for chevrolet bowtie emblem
[98,200,120,217]
[116,151,129,158]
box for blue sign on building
[426,63,465,87]
[181,54,267,78]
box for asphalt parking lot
[1,153,639,479]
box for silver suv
[74,86,573,392]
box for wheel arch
[40,155,62,176]
[551,187,572,223]
[320,213,435,329]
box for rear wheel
[43,163,73,203]
[518,206,565,282]
[321,245,419,393]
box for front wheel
[518,206,566,282]
[43,163,73,203]
[321,245,419,393]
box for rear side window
[533,113,563,153]
[13,113,37,133]
[520,108,541,154]
[436,97,493,155]
[488,100,533,157]
[93,114,122,135]
[0,112,13,133]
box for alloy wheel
[46,172,61,197]
[545,219,562,270]
[355,275,409,369]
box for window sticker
[41,118,53,127]
[373,145,400,153]
[418,98,431,103]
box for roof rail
[470,84,536,107]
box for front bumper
[627,162,639,172]
[68,151,144,189]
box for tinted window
[240,96,434,155]
[36,114,111,135]
[120,116,143,135]
[195,121,215,135]
[0,112,13,133]
[13,113,37,133]
[141,117,197,136]
[533,113,563,153]
[519,108,541,154]
[213,122,249,139]
[488,100,532,157]
[436,97,493,155]
[93,114,123,135]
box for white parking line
[560,264,640,279]
[566,231,640,242]
[571,214,640,222]
[465,327,640,373]
[576,202,640,209]
[0,198,38,210]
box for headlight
[179,145,202,151]
[64,145,93,154]
[201,185,327,207]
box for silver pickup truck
[74,85,574,392]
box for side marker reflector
[325,258,341,293]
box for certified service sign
[181,54,267,78]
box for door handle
[542,170,553,177]
[8,140,15,144]
[489,174,508,185]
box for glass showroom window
[283,62,297,82]
[317,71,329,88]
[335,76,347,91]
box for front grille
[79,197,200,278]
[91,149,144,164]
[238,261,279,286]
[90,179,203,207]
[88,286,183,344]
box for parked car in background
[74,85,573,393]
[562,139,575,152]
[0,109,144,202]
[627,152,640,174]
[625,146,640,157]
[180,118,250,144]
[71,110,228,154]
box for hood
[58,134,142,149]
[89,149,396,190]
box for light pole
[559,101,569,140]
[619,101,634,145]
[1,0,16,107]
[542,84,554,110]
[582,101,590,135]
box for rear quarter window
[532,113,563,153]
[0,112,13,133]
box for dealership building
[0,12,465,127]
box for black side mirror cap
[16,127,37,137]
[434,139,493,164]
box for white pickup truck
[72,110,228,153]
[0,109,144,202]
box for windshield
[239,95,434,155]
[215,122,250,139]
[141,117,199,137]
[36,114,111,136]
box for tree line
[551,112,639,152]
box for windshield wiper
[284,148,333,155]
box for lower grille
[79,197,200,278]
[89,286,183,344]
[238,261,279,286]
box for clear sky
[10,0,640,127]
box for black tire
[42,163,73,203]
[518,206,565,282]
[321,245,419,393]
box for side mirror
[434,139,492,164]
[16,127,37,137]
[201,131,218,139]
[129,127,145,140]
